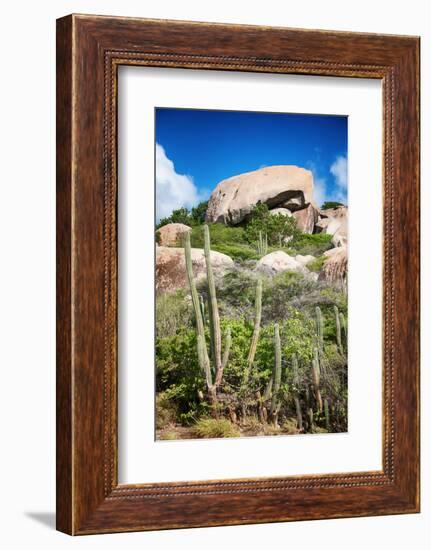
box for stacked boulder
[205,165,320,234]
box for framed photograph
[56,14,420,534]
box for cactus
[199,294,205,323]
[339,311,347,351]
[263,376,273,401]
[257,231,268,257]
[204,225,222,376]
[315,306,324,352]
[308,408,314,432]
[244,278,263,382]
[292,354,303,431]
[324,398,331,431]
[312,347,323,412]
[184,227,232,410]
[334,305,343,355]
[184,232,212,388]
[270,323,282,424]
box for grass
[307,255,326,272]
[193,418,241,439]
[288,233,333,257]
[156,290,192,338]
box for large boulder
[269,207,292,217]
[256,251,308,276]
[292,203,320,234]
[156,246,234,294]
[317,206,348,247]
[318,246,348,284]
[156,223,191,247]
[295,254,315,266]
[205,165,315,225]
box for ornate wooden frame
[56,14,420,535]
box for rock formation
[156,223,191,247]
[156,246,234,294]
[205,165,315,225]
[295,254,316,266]
[318,246,348,284]
[256,251,308,276]
[292,203,320,234]
[316,205,348,247]
[269,207,293,217]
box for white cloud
[330,155,348,190]
[307,161,326,207]
[155,144,200,222]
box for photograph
[155,108,348,440]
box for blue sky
[155,108,347,221]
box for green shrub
[193,418,240,438]
[156,290,193,338]
[307,255,325,272]
[211,242,259,261]
[245,203,299,246]
[288,233,333,256]
[155,393,178,429]
[159,430,178,440]
[157,201,208,229]
[261,271,317,322]
[321,201,345,210]
[190,223,247,246]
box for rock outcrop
[205,165,315,225]
[292,203,320,234]
[269,207,293,217]
[156,223,191,247]
[156,246,234,294]
[295,254,316,266]
[317,206,348,247]
[256,251,308,276]
[318,246,348,284]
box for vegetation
[155,192,347,440]
[155,222,348,440]
[321,201,345,210]
[245,203,299,246]
[193,418,240,438]
[288,233,333,256]
[157,201,209,229]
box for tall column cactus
[184,232,212,390]
[324,398,331,431]
[315,306,324,352]
[184,227,232,411]
[312,347,323,412]
[270,323,282,425]
[243,278,263,383]
[339,311,347,352]
[292,354,303,431]
[334,305,344,355]
[204,225,222,376]
[257,231,268,257]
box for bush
[245,203,299,246]
[156,290,193,339]
[261,271,318,322]
[321,201,345,210]
[307,255,325,272]
[193,418,240,438]
[288,233,333,256]
[155,393,178,429]
[157,201,208,229]
[190,223,247,247]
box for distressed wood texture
[56,14,420,535]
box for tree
[190,201,208,225]
[245,203,299,246]
[321,201,345,210]
[156,201,208,229]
